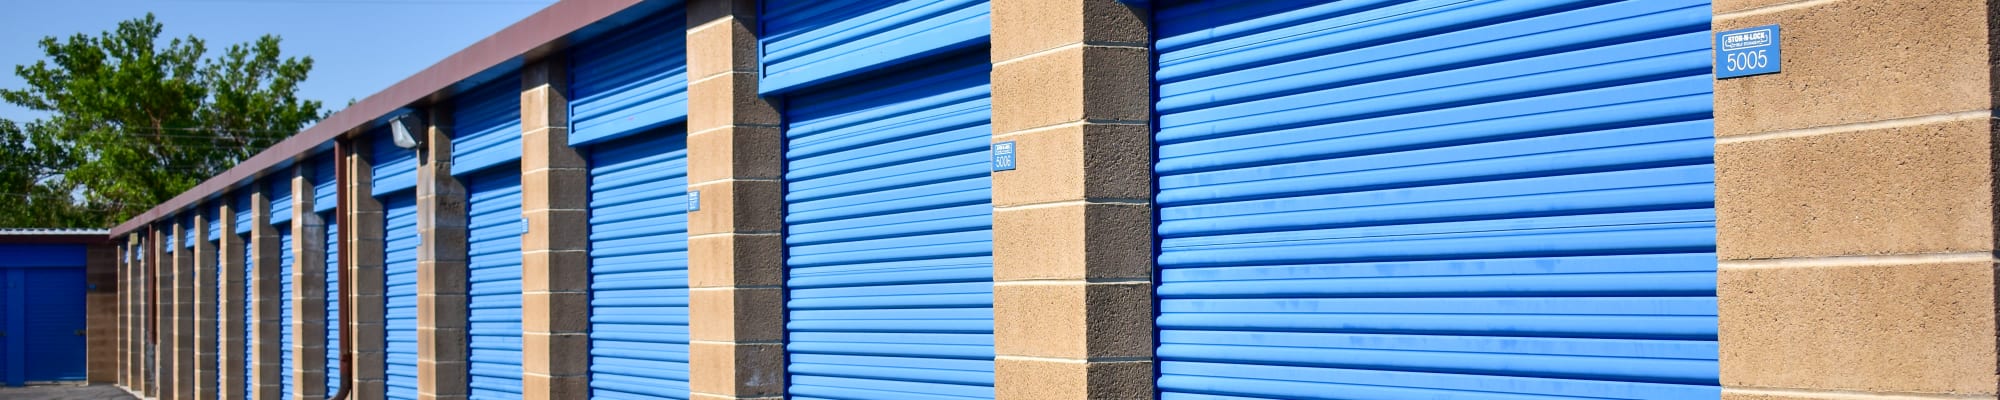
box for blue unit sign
[991,141,1016,172]
[687,190,700,212]
[1717,25,1780,79]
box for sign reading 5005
[1716,25,1781,79]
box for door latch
[75,329,87,336]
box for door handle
[75,329,87,336]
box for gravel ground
[0,383,136,400]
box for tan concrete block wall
[294,174,329,400]
[193,211,220,400]
[519,56,591,400]
[988,1,1153,398]
[1714,0,2000,398]
[347,139,389,399]
[416,106,471,400]
[219,203,248,400]
[148,227,164,398]
[685,0,785,398]
[253,192,283,400]
[86,243,116,384]
[175,221,195,400]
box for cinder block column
[148,226,164,398]
[416,106,471,400]
[220,201,248,400]
[253,191,283,400]
[989,1,1153,399]
[347,139,389,399]
[87,242,116,383]
[295,170,330,400]
[518,56,590,400]
[1713,1,2000,399]
[686,1,786,398]
[175,220,195,400]
[117,241,130,388]
[194,210,221,400]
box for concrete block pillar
[686,0,787,398]
[347,138,389,399]
[148,226,163,398]
[193,209,220,400]
[416,105,471,400]
[87,242,116,383]
[295,169,330,400]
[219,201,248,400]
[1713,0,2000,398]
[988,1,1154,399]
[117,240,131,389]
[175,219,195,400]
[519,56,590,400]
[253,190,283,400]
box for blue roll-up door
[758,0,990,95]
[585,129,690,398]
[381,192,420,400]
[780,51,995,399]
[0,270,8,384]
[452,80,524,176]
[1152,1,1719,399]
[568,9,688,147]
[277,226,295,399]
[272,175,294,226]
[324,212,341,395]
[466,169,523,398]
[242,228,255,400]
[20,268,86,382]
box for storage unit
[766,1,997,396]
[373,126,422,400]
[456,77,525,400]
[584,130,691,399]
[567,7,688,147]
[464,169,524,399]
[0,244,90,386]
[277,226,294,399]
[233,190,254,400]
[311,154,339,395]
[1151,1,1720,398]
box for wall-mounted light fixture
[390,113,424,150]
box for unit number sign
[1716,25,1780,79]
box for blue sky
[0,0,557,123]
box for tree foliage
[0,13,323,228]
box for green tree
[0,13,324,227]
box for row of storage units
[120,0,1720,398]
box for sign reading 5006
[1716,25,1781,79]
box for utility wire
[148,0,553,5]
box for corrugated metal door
[237,191,254,399]
[312,155,340,395]
[204,204,220,392]
[466,169,523,399]
[278,226,295,399]
[1152,1,1720,399]
[0,270,9,385]
[381,192,420,400]
[567,8,688,147]
[781,52,996,399]
[324,212,340,395]
[22,268,86,382]
[585,130,691,398]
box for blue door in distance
[585,130,692,399]
[381,192,420,400]
[1152,1,1720,399]
[278,227,295,399]
[780,51,997,399]
[0,244,90,386]
[466,169,524,399]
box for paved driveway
[0,383,135,400]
